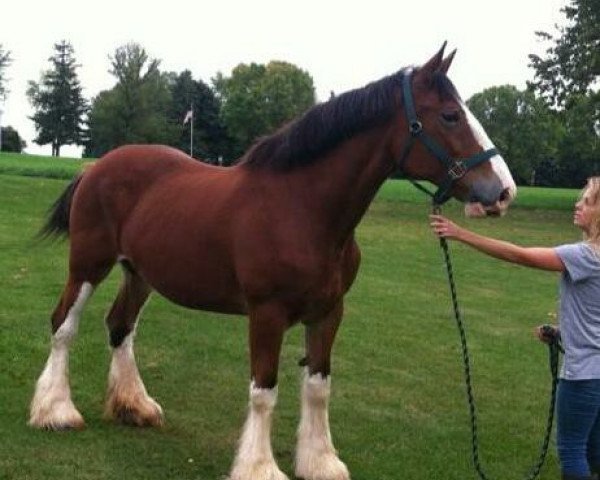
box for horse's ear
[419,42,447,82]
[439,49,457,75]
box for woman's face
[574,186,598,233]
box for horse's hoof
[29,399,86,431]
[295,453,350,480]
[105,394,164,427]
[228,460,289,480]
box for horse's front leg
[229,302,289,480]
[296,301,349,480]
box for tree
[528,0,599,108]
[214,61,316,158]
[528,0,599,187]
[556,94,600,187]
[85,43,177,157]
[0,44,12,101]
[27,41,88,156]
[167,70,229,163]
[1,126,26,152]
[467,86,564,185]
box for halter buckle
[448,160,467,180]
[409,121,422,135]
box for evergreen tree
[0,44,12,101]
[27,41,88,156]
[167,70,229,163]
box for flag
[183,109,193,125]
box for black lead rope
[398,69,559,476]
[430,203,562,480]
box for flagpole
[189,103,194,158]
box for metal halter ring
[448,160,467,180]
[409,121,423,135]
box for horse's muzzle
[465,187,515,218]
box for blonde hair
[582,177,600,248]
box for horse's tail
[38,174,84,239]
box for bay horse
[30,44,516,480]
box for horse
[30,43,516,480]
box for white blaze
[462,101,517,196]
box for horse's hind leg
[295,301,349,480]
[29,277,94,430]
[104,265,163,427]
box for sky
[1,0,568,158]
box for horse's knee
[105,272,150,348]
[248,304,288,388]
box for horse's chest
[281,260,345,320]
[304,267,343,300]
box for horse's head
[396,43,516,217]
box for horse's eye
[441,111,460,125]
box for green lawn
[0,162,580,480]
[0,152,89,179]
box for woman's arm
[429,214,565,272]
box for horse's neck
[297,126,396,241]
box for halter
[397,71,498,205]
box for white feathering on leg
[296,371,349,480]
[229,381,288,480]
[29,282,93,429]
[105,331,163,426]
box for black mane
[237,68,460,171]
[238,68,411,171]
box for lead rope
[430,203,561,480]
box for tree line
[20,41,315,164]
[468,0,598,188]
[0,0,597,186]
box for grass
[0,152,90,179]
[0,159,581,480]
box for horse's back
[89,144,208,188]
[73,144,223,229]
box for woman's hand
[429,214,463,240]
[534,324,560,344]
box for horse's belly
[155,286,247,315]
[138,261,247,315]
[122,229,246,315]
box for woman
[430,177,600,480]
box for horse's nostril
[499,188,511,203]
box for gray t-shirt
[554,242,600,380]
